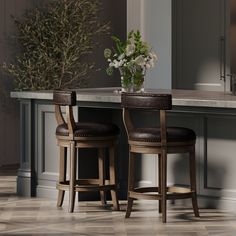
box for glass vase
[120,70,145,93]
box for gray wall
[0,0,34,167]
[87,0,127,88]
[0,0,127,167]
[127,0,172,89]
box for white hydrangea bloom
[109,62,114,67]
[125,44,135,56]
[113,60,120,68]
[151,59,156,67]
[149,51,158,61]
[134,55,145,67]
[118,53,125,60]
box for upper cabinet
[127,0,231,92]
[172,0,229,92]
[229,0,236,94]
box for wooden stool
[53,90,120,212]
[121,92,199,223]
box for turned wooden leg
[189,146,200,217]
[161,148,167,223]
[98,148,107,205]
[69,141,76,213]
[125,151,135,218]
[109,145,120,211]
[158,154,162,213]
[57,146,67,207]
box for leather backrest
[53,90,76,106]
[121,93,172,110]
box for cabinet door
[173,0,228,91]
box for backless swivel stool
[53,90,120,212]
[121,93,199,223]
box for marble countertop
[10,87,236,109]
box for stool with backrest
[121,92,199,223]
[53,90,120,212]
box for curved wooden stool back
[121,92,199,223]
[53,90,120,212]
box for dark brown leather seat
[56,122,120,137]
[121,92,199,223]
[53,90,120,213]
[129,127,196,143]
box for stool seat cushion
[56,122,120,137]
[129,127,196,143]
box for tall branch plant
[2,0,110,90]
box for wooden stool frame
[121,93,199,223]
[53,90,120,213]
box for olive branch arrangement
[2,0,110,90]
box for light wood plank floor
[1,170,236,235]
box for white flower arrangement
[104,30,157,91]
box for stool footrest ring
[129,186,195,200]
[57,179,118,192]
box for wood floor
[1,171,236,235]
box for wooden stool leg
[98,148,107,205]
[57,146,67,207]
[109,145,120,211]
[125,151,135,218]
[189,147,200,217]
[69,141,76,213]
[158,154,162,213]
[161,149,167,223]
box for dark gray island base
[11,88,236,210]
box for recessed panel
[44,111,59,175]
[206,116,236,190]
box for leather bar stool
[53,90,120,212]
[121,92,199,223]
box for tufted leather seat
[56,122,120,137]
[129,127,196,143]
[121,92,199,223]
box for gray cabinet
[173,0,229,92]
[13,89,236,210]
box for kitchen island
[11,88,236,210]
